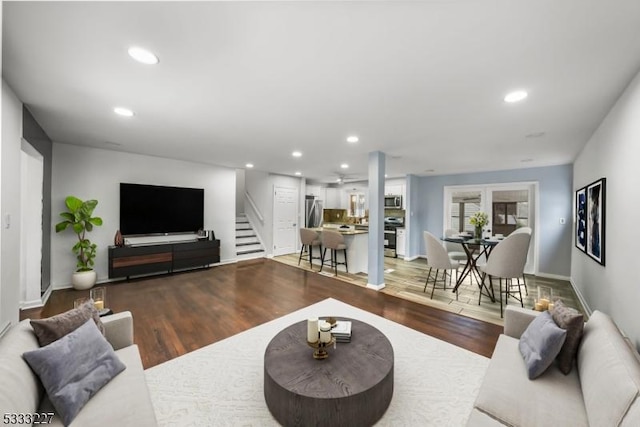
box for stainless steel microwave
[384,195,402,209]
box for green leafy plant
[55,196,103,272]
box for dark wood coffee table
[264,318,394,427]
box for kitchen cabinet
[396,228,406,257]
[385,184,403,196]
[325,187,342,208]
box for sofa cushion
[518,311,567,379]
[0,320,44,417]
[473,334,588,427]
[38,345,158,427]
[578,311,640,427]
[30,300,105,346]
[23,320,126,426]
[550,299,584,374]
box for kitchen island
[312,225,368,274]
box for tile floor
[274,253,585,326]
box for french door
[444,182,538,274]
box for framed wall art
[586,177,606,265]
[575,186,587,253]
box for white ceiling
[4,1,640,184]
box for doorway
[444,182,538,274]
[20,140,44,308]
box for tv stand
[108,239,220,279]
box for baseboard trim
[403,255,420,261]
[569,277,592,316]
[20,298,44,310]
[535,272,571,281]
[366,282,386,291]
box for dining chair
[320,230,348,276]
[509,226,532,295]
[444,229,468,262]
[298,228,322,269]
[423,231,460,299]
[478,232,531,317]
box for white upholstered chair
[478,232,531,317]
[423,231,460,299]
[444,228,468,262]
[509,226,532,295]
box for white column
[367,151,385,289]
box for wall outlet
[559,217,566,225]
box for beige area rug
[145,298,489,426]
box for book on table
[332,320,352,342]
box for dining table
[443,235,501,297]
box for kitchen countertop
[311,227,368,235]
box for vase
[114,229,124,247]
[475,226,482,239]
[72,270,97,290]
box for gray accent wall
[22,106,52,295]
[412,165,573,277]
[572,68,640,348]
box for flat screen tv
[120,183,204,236]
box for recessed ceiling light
[504,90,528,103]
[245,163,254,168]
[114,107,134,117]
[292,151,302,157]
[127,46,159,65]
[294,171,302,176]
[347,136,359,143]
[521,158,534,163]
[385,174,388,178]
[424,169,435,173]
[336,178,343,183]
[340,163,349,169]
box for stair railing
[245,191,264,223]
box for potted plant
[55,196,103,290]
[469,211,489,239]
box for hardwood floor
[20,258,502,369]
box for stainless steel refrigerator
[305,196,323,228]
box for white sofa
[468,305,640,427]
[0,312,157,426]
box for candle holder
[535,286,553,311]
[307,337,335,360]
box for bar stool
[298,228,322,269]
[320,230,348,276]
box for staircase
[236,214,266,260]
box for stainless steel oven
[383,216,404,258]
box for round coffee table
[264,318,394,427]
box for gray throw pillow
[22,319,126,426]
[518,311,567,379]
[30,299,105,346]
[550,299,584,374]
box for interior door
[273,186,298,256]
[486,185,536,274]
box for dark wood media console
[108,239,220,279]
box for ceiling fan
[332,171,364,185]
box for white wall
[1,80,23,330]
[572,68,640,347]
[51,143,237,289]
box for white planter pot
[72,270,97,290]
